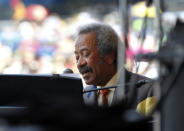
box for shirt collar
[97,71,119,91]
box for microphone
[61,68,82,79]
[132,79,152,88]
[52,68,74,77]
[62,68,74,74]
[83,80,152,93]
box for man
[74,23,156,116]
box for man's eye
[84,52,90,57]
[75,56,79,61]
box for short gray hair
[77,23,119,57]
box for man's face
[74,32,107,86]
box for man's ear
[104,52,115,65]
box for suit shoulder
[128,72,154,101]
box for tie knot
[100,89,110,96]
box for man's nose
[77,57,87,67]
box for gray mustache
[79,66,93,74]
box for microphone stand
[83,80,151,93]
[83,86,117,93]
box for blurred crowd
[0,1,164,79]
[0,9,122,75]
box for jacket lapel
[111,69,131,106]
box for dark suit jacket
[83,69,155,113]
